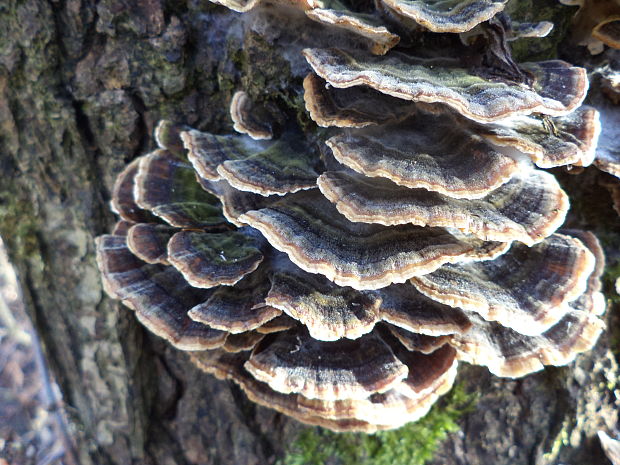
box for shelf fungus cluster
[96,0,607,432]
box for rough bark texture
[0,1,619,464]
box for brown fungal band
[266,267,474,341]
[450,310,604,377]
[303,72,418,128]
[191,343,458,432]
[188,265,281,333]
[411,234,596,335]
[196,178,272,227]
[306,72,600,169]
[94,0,608,432]
[481,106,601,168]
[239,190,509,290]
[305,8,400,55]
[303,48,588,123]
[134,150,227,228]
[155,120,191,156]
[96,232,228,350]
[592,16,620,49]
[377,284,473,336]
[110,158,159,224]
[266,270,384,341]
[245,329,409,400]
[507,21,554,40]
[223,331,267,352]
[379,0,508,33]
[388,328,451,355]
[324,112,520,199]
[451,232,606,377]
[229,91,275,140]
[318,169,568,245]
[167,229,265,288]
[127,223,174,265]
[182,129,320,196]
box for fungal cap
[182,129,319,196]
[238,190,509,290]
[592,16,620,49]
[245,329,408,400]
[303,48,588,123]
[167,230,264,288]
[110,158,157,223]
[230,91,274,140]
[133,150,227,228]
[378,0,509,33]
[222,331,267,353]
[451,310,604,377]
[126,223,173,265]
[95,232,227,350]
[324,120,519,199]
[154,120,191,155]
[485,107,602,168]
[411,233,597,336]
[317,169,568,245]
[190,348,452,432]
[305,8,400,55]
[266,269,383,341]
[452,231,606,378]
[187,266,282,333]
[303,72,417,128]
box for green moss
[217,38,243,96]
[278,383,476,465]
[543,419,572,463]
[604,260,620,358]
[230,46,247,71]
[0,193,39,260]
[603,261,620,304]
[506,0,577,62]
[230,32,313,132]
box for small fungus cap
[378,0,509,33]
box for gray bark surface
[0,1,618,464]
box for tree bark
[0,1,618,464]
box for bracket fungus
[229,91,276,140]
[560,0,620,53]
[378,0,509,33]
[96,0,607,433]
[302,48,588,123]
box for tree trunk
[0,1,618,464]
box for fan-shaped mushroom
[94,0,607,433]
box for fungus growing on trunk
[95,0,606,432]
[229,91,276,140]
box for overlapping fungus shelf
[95,0,607,432]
